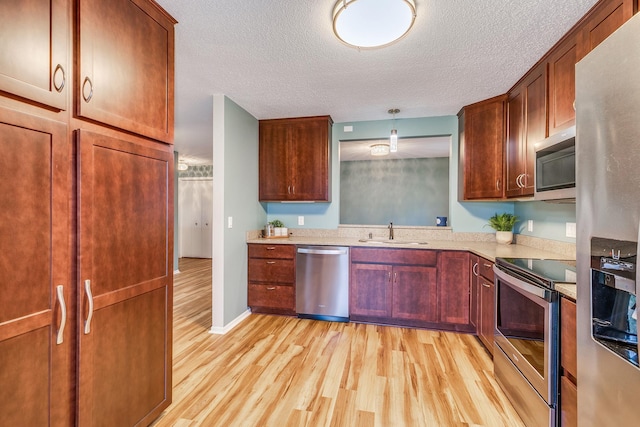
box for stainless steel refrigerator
[576,12,640,426]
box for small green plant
[486,213,518,232]
[269,219,285,228]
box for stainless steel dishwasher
[296,245,349,322]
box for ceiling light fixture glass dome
[370,143,390,156]
[332,0,417,49]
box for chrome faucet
[388,222,394,240]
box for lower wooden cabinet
[247,244,296,315]
[477,258,495,355]
[560,297,578,426]
[437,251,471,329]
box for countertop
[247,236,578,300]
[247,236,573,263]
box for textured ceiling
[156,0,599,164]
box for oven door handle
[493,265,553,301]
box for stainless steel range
[493,258,576,427]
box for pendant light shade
[333,0,417,49]
[389,108,399,152]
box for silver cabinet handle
[472,262,479,276]
[388,271,392,282]
[82,77,93,103]
[287,185,291,194]
[84,279,94,334]
[53,64,65,93]
[266,287,276,290]
[482,282,491,288]
[516,174,522,188]
[266,246,276,250]
[483,263,492,268]
[496,178,501,191]
[291,186,295,194]
[266,261,276,264]
[55,285,67,345]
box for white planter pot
[495,231,513,245]
[275,227,287,236]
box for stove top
[495,258,577,289]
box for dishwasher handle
[297,247,348,256]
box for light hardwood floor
[153,258,524,427]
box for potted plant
[487,213,518,244]
[269,219,287,237]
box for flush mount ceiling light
[389,108,399,152]
[332,0,417,49]
[370,143,390,156]
[177,163,189,171]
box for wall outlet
[527,220,533,232]
[343,125,353,132]
[298,216,304,226]
[227,216,233,228]
[566,222,576,238]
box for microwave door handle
[493,265,551,301]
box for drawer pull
[266,247,276,250]
[55,285,67,345]
[266,287,276,290]
[483,263,492,268]
[266,261,276,264]
[482,282,491,288]
[84,279,94,335]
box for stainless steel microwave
[534,126,576,201]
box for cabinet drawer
[248,258,294,283]
[561,297,577,378]
[478,258,494,281]
[560,375,577,427]
[248,244,295,259]
[248,284,294,310]
[351,247,437,266]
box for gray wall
[340,157,449,226]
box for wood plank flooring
[153,258,524,427]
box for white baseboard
[209,308,252,335]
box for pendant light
[389,108,399,152]
[332,0,417,50]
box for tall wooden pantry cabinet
[0,1,176,426]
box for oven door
[494,265,559,404]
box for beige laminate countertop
[247,236,573,263]
[247,236,578,300]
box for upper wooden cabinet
[0,0,69,110]
[505,63,547,198]
[77,0,176,143]
[577,0,634,60]
[458,95,507,200]
[547,30,579,136]
[259,116,332,202]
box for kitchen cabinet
[560,296,577,427]
[350,248,438,325]
[505,63,546,198]
[458,95,507,200]
[547,29,579,136]
[0,1,175,425]
[469,255,480,330]
[248,244,296,315]
[77,0,176,143]
[259,116,332,202]
[76,130,174,426]
[0,107,72,426]
[477,258,495,355]
[437,251,472,330]
[577,0,633,60]
[0,0,69,110]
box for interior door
[200,180,213,258]
[178,179,200,258]
[77,129,173,426]
[0,107,72,425]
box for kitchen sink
[357,239,428,245]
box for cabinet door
[460,95,506,200]
[505,87,524,198]
[577,0,633,60]
[478,279,495,354]
[259,121,291,201]
[77,0,175,142]
[548,33,578,136]
[0,0,68,110]
[437,251,471,325]
[350,263,393,318]
[77,130,173,426]
[290,118,331,201]
[392,265,438,322]
[0,107,72,426]
[522,67,547,193]
[561,297,577,379]
[470,255,480,329]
